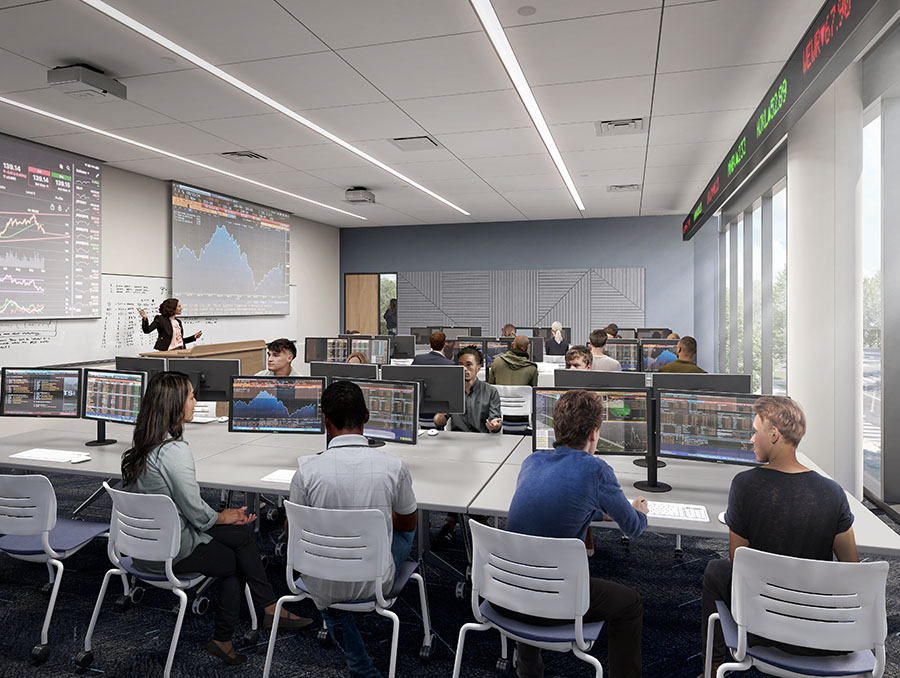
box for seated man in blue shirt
[504,389,649,678]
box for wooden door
[344,274,379,334]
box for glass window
[772,185,787,395]
[862,116,882,497]
[752,202,762,393]
[378,273,398,335]
[723,227,730,372]
[736,218,744,373]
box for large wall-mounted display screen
[171,182,290,316]
[0,133,101,319]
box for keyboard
[645,501,710,522]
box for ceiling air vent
[595,118,644,136]
[220,150,269,163]
[608,184,641,193]
[389,136,440,152]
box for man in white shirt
[589,329,622,371]
[255,338,301,377]
[289,381,417,678]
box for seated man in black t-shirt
[701,395,858,673]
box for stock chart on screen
[0,133,101,319]
[171,183,289,316]
[230,377,323,433]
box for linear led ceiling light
[0,96,367,220]
[469,0,585,211]
[78,0,471,217]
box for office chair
[264,502,433,678]
[453,520,604,678]
[705,547,889,678]
[75,483,258,678]
[494,384,533,434]
[0,474,109,663]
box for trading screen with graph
[172,182,290,316]
[229,376,323,433]
[0,133,101,319]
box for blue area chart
[233,390,316,421]
[174,225,285,298]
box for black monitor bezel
[532,386,652,456]
[553,368,646,389]
[604,338,641,372]
[303,337,349,363]
[0,367,83,418]
[344,377,419,445]
[228,375,325,434]
[310,361,379,382]
[380,364,466,414]
[656,389,762,467]
[167,358,241,402]
[82,368,146,425]
[390,335,416,360]
[115,356,167,381]
[636,327,673,339]
[639,339,681,372]
[651,373,752,395]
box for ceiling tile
[298,102,427,142]
[506,9,660,86]
[189,113,325,150]
[277,0,482,49]
[399,89,531,135]
[501,188,582,219]
[262,144,366,172]
[646,140,732,168]
[437,127,545,159]
[466,153,558,178]
[122,123,240,155]
[494,0,661,27]
[0,47,48,94]
[121,69,270,121]
[652,63,783,117]
[388,159,481,182]
[643,163,719,185]
[226,52,387,110]
[578,191,642,218]
[351,139,455,165]
[484,173,565,193]
[571,167,644,189]
[187,153,305,176]
[8,87,174,129]
[302,164,405,189]
[649,109,753,146]
[105,0,327,65]
[106,156,218,181]
[28,131,157,162]
[533,76,653,125]
[0,100,83,138]
[562,147,647,171]
[339,33,511,100]
[550,122,647,152]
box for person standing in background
[383,298,398,335]
[139,298,202,352]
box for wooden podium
[141,340,266,414]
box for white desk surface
[468,451,900,557]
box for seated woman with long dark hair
[121,372,311,666]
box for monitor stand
[366,437,386,448]
[633,447,671,493]
[633,457,666,469]
[86,421,117,447]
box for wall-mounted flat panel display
[172,182,289,316]
[229,376,324,433]
[0,133,101,319]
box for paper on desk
[12,448,92,463]
[260,469,295,484]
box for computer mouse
[426,428,439,437]
[718,511,727,525]
[217,416,229,423]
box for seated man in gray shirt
[434,346,502,433]
[289,381,417,678]
[589,329,622,371]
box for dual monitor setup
[304,335,415,363]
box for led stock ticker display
[682,0,865,240]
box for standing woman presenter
[139,298,203,351]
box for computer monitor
[304,337,349,363]
[82,369,145,446]
[1,367,82,418]
[636,327,673,339]
[652,373,752,395]
[444,338,485,361]
[533,387,650,455]
[115,356,167,381]
[529,336,544,362]
[391,335,416,360]
[533,327,572,343]
[515,328,534,338]
[484,339,510,361]
[554,369,646,389]
[605,339,640,371]
[640,339,680,372]
[467,326,482,336]
[617,328,637,339]
[349,379,418,445]
[167,358,240,401]
[229,376,325,433]
[380,365,466,414]
[411,327,436,344]
[442,327,471,341]
[310,361,378,382]
[368,337,392,365]
[657,391,761,466]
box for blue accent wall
[340,214,703,347]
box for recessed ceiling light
[517,6,536,16]
[470,0,585,211]
[77,0,471,217]
[0,95,366,220]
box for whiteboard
[0,273,298,367]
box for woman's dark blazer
[142,315,196,351]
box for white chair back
[544,355,566,364]
[732,547,888,653]
[284,502,390,590]
[469,520,589,621]
[0,474,56,537]
[104,482,182,563]
[494,385,533,417]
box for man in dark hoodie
[488,335,538,387]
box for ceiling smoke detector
[47,64,126,101]
[345,187,376,204]
[595,118,644,136]
[608,184,641,193]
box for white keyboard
[646,501,710,522]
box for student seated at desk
[701,395,858,675]
[488,335,538,387]
[347,351,368,364]
[289,381,417,678]
[501,389,648,678]
[434,346,502,433]
[122,372,311,667]
[589,329,621,371]
[565,344,593,370]
[412,331,455,365]
[255,338,301,376]
[545,320,570,356]
[657,336,706,373]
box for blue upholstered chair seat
[0,518,108,556]
[294,559,419,604]
[119,556,203,585]
[480,601,605,644]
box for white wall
[786,64,863,495]
[290,215,340,343]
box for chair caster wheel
[41,582,54,595]
[419,641,434,662]
[243,629,260,646]
[455,581,466,599]
[129,586,146,604]
[74,649,94,668]
[621,535,630,548]
[31,643,50,663]
[674,548,684,559]
[316,628,330,645]
[274,542,286,558]
[192,596,210,615]
[114,594,132,612]
[495,658,511,673]
[265,507,281,522]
